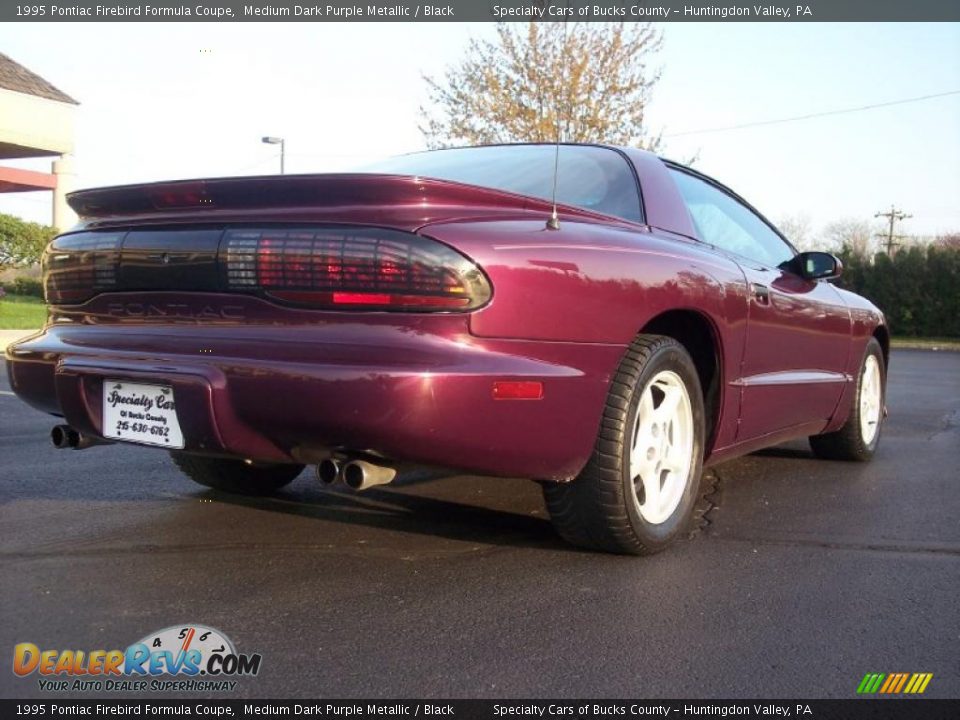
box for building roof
[0,52,77,105]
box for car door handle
[751,283,770,305]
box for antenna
[546,6,569,232]
[546,141,561,231]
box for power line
[665,89,960,138]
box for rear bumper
[5,321,624,481]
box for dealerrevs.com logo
[13,625,262,692]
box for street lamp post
[261,136,285,174]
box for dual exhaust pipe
[316,457,396,491]
[50,424,104,450]
[50,425,393,492]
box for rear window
[363,145,642,222]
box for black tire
[809,338,886,462]
[543,335,705,555]
[170,452,303,495]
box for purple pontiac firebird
[5,144,888,554]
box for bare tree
[420,22,663,150]
[933,232,960,250]
[824,218,875,258]
[777,213,815,251]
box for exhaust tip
[343,463,364,490]
[50,424,78,449]
[50,425,106,450]
[343,460,396,491]
[50,425,66,448]
[316,458,340,485]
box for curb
[0,328,40,351]
[890,341,960,353]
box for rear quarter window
[364,145,642,222]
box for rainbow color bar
[857,673,933,694]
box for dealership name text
[492,4,812,19]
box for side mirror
[794,251,842,281]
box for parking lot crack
[689,468,723,538]
[711,535,960,557]
[927,409,960,440]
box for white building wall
[0,87,76,156]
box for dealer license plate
[102,380,185,449]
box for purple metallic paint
[7,308,622,480]
[4,146,887,481]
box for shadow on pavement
[194,470,584,554]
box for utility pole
[874,205,912,256]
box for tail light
[41,225,492,312]
[43,232,122,304]
[223,227,491,311]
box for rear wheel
[171,452,303,495]
[543,335,705,555]
[809,338,885,461]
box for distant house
[0,52,78,230]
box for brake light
[149,182,213,209]
[43,232,123,304]
[224,227,491,311]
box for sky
[1,22,958,239]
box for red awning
[0,165,57,193]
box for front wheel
[171,452,304,495]
[809,338,886,462]
[543,335,705,555]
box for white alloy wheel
[543,334,705,554]
[629,370,695,525]
[859,354,882,445]
[808,337,885,463]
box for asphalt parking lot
[1,349,958,699]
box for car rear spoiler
[65,173,612,225]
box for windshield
[362,145,642,222]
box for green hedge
[5,277,44,298]
[836,245,960,338]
